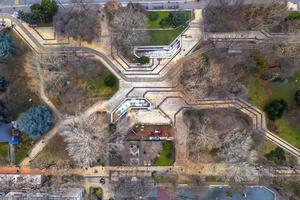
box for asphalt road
[0,0,205,13]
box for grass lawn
[155,141,175,166]
[0,143,8,164]
[31,135,71,168]
[147,25,187,45]
[86,69,119,98]
[147,10,192,29]
[247,70,300,149]
[15,134,35,164]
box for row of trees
[203,0,294,32]
[53,1,148,54]
[54,0,100,43]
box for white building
[288,1,300,11]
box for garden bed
[155,141,175,166]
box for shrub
[0,76,8,93]
[265,147,286,165]
[18,10,40,24]
[104,74,117,87]
[16,106,52,139]
[147,12,159,21]
[295,90,300,106]
[137,56,150,64]
[172,11,187,27]
[287,11,300,20]
[159,13,173,28]
[264,99,287,120]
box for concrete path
[0,9,299,176]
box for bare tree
[111,177,155,200]
[187,118,220,152]
[109,4,149,54]
[217,129,257,164]
[59,114,109,167]
[203,0,287,32]
[54,0,101,43]
[27,53,67,96]
[217,129,259,183]
[223,162,259,183]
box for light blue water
[208,186,275,200]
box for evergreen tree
[16,106,52,139]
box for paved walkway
[0,9,299,183]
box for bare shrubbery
[203,0,293,32]
[109,3,149,54]
[59,113,110,167]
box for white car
[12,11,19,18]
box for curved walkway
[141,89,300,158]
[0,12,299,168]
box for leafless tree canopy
[54,1,101,43]
[203,0,289,32]
[111,177,155,200]
[178,52,248,100]
[183,109,253,163]
[223,163,259,183]
[109,4,149,54]
[59,114,109,167]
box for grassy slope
[247,70,300,148]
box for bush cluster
[287,11,300,20]
[264,99,287,121]
[18,0,58,25]
[160,12,188,28]
[104,74,118,87]
[265,147,286,165]
[137,56,150,64]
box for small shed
[0,122,19,144]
